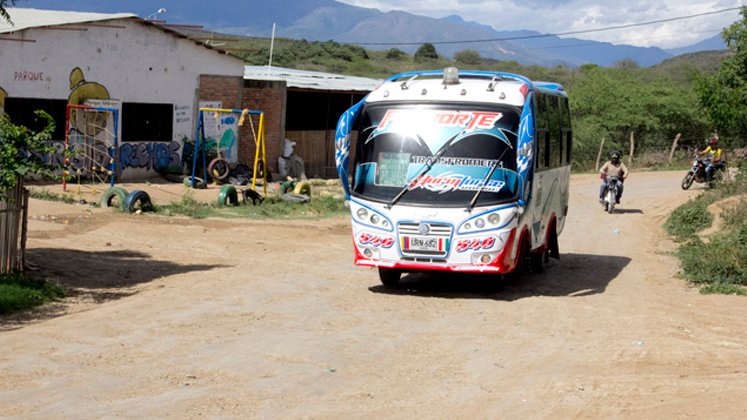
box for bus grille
[398,222,452,259]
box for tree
[1,0,18,24]
[414,43,438,62]
[454,49,481,65]
[385,48,407,60]
[0,111,58,201]
[697,6,747,142]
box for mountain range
[13,0,728,67]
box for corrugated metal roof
[1,7,241,57]
[244,65,382,92]
[0,8,136,34]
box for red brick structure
[198,75,286,179]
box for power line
[353,6,744,46]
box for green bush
[0,273,66,315]
[676,231,747,290]
[664,195,715,240]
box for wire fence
[0,178,28,274]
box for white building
[0,8,244,180]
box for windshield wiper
[466,147,512,212]
[386,129,465,209]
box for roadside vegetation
[665,163,747,295]
[155,187,347,219]
[0,272,65,315]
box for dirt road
[2,170,747,418]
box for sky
[338,0,745,48]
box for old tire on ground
[101,187,128,210]
[124,190,153,213]
[217,185,240,207]
[183,176,207,189]
[279,193,310,203]
[280,180,295,194]
[293,181,311,197]
[208,157,230,181]
[378,268,401,287]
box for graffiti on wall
[199,101,239,164]
[119,141,181,170]
[41,139,182,178]
[68,67,111,136]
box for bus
[334,68,572,286]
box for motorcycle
[602,176,620,214]
[681,155,726,190]
[681,155,708,190]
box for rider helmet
[709,138,719,147]
[610,151,621,163]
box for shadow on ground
[26,248,222,289]
[1,248,224,330]
[369,252,631,301]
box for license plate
[404,236,441,251]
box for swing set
[189,107,268,196]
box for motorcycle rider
[697,137,724,187]
[599,150,628,204]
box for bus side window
[535,94,548,170]
[560,97,572,164]
[547,95,562,168]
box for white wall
[0,18,244,179]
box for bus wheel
[378,268,401,286]
[510,237,531,278]
[530,250,544,273]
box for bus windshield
[352,103,521,207]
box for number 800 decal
[455,236,496,253]
[357,232,395,248]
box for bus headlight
[353,204,393,231]
[458,209,507,234]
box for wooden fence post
[668,133,682,164]
[628,132,635,166]
[595,137,606,172]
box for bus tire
[530,250,545,273]
[125,190,153,213]
[101,187,128,210]
[217,185,240,207]
[378,268,401,286]
[548,224,560,260]
[293,181,311,197]
[508,235,531,279]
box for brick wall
[198,75,288,180]
[241,79,287,180]
[198,76,287,180]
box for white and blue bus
[335,68,572,285]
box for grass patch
[667,165,747,294]
[0,273,66,315]
[664,194,715,240]
[28,188,80,205]
[155,191,348,219]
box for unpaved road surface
[2,171,747,418]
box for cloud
[337,0,743,48]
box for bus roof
[364,68,566,107]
